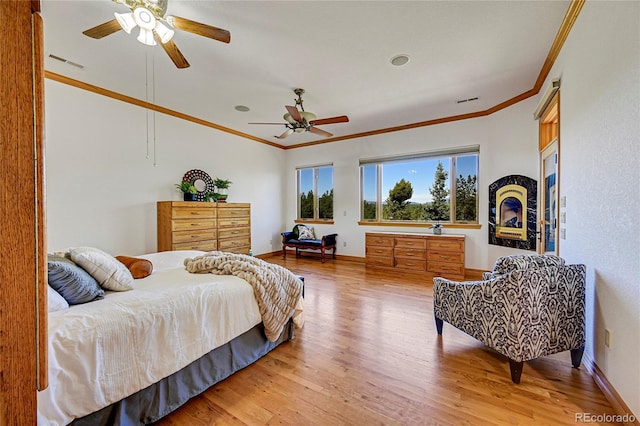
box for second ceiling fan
[250,89,349,139]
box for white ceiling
[41,0,570,147]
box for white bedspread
[37,250,296,425]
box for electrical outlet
[560,212,566,223]
[560,228,566,240]
[605,329,611,348]
[560,196,566,207]
[343,242,347,247]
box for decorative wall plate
[182,169,214,201]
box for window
[297,164,333,221]
[360,148,478,224]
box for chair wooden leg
[321,248,325,263]
[509,359,524,384]
[570,347,584,368]
[282,246,287,259]
[435,316,443,335]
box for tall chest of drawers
[157,201,251,254]
[365,232,465,280]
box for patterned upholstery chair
[433,254,586,383]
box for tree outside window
[360,151,478,224]
[297,165,333,220]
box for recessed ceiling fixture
[390,54,410,66]
[234,105,250,112]
[456,97,479,104]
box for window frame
[358,147,480,228]
[296,163,334,223]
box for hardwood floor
[156,256,618,425]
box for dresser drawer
[427,250,464,264]
[394,248,427,260]
[395,238,427,249]
[395,258,426,271]
[427,239,464,252]
[365,246,393,257]
[217,208,250,219]
[218,228,250,239]
[365,235,394,247]
[217,217,250,229]
[218,237,251,250]
[172,240,217,251]
[428,262,465,276]
[172,219,216,232]
[365,256,394,267]
[172,207,215,219]
[173,229,217,244]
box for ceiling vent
[48,54,85,70]
[455,97,479,104]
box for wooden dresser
[157,201,251,254]
[365,232,465,280]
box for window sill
[357,221,482,230]
[295,219,335,225]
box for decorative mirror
[182,169,214,201]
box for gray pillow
[47,255,105,305]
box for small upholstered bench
[281,224,337,263]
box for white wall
[284,98,539,270]
[543,1,640,416]
[45,80,286,256]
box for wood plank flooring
[155,256,619,425]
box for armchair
[281,224,337,263]
[433,254,586,384]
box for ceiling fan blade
[309,115,350,126]
[248,122,288,125]
[309,127,333,138]
[156,36,190,69]
[285,105,303,122]
[276,129,293,139]
[82,19,122,39]
[165,16,231,43]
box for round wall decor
[182,169,214,201]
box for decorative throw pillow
[69,247,134,291]
[297,225,316,240]
[115,256,153,279]
[47,254,105,304]
[47,285,69,312]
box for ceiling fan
[250,88,349,139]
[82,0,230,69]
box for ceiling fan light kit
[83,0,231,69]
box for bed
[38,250,304,425]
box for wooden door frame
[537,91,560,254]
[0,0,45,422]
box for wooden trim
[533,0,585,93]
[33,10,47,391]
[358,221,481,230]
[294,219,335,225]
[583,354,640,425]
[43,71,282,149]
[43,2,584,151]
[0,0,39,421]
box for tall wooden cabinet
[157,201,251,254]
[365,232,465,280]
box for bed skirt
[71,320,295,426]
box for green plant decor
[175,181,197,194]
[213,178,232,189]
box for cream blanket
[185,251,304,341]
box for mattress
[37,250,273,425]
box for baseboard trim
[583,353,639,425]
[258,250,364,263]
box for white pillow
[69,247,134,291]
[47,286,69,312]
